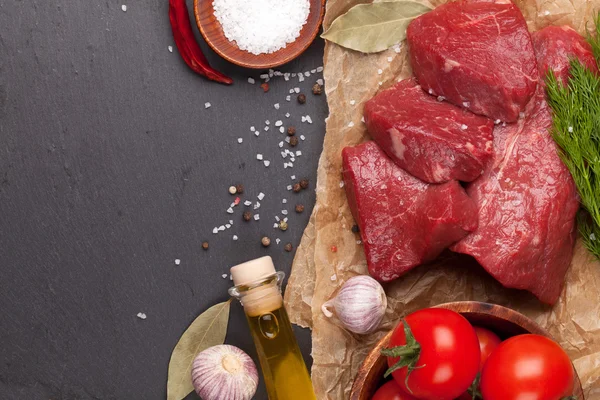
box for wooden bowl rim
[193,0,326,69]
[350,301,584,399]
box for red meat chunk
[364,79,494,183]
[407,0,538,122]
[451,27,593,304]
[342,141,478,282]
[532,25,599,86]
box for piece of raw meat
[364,79,494,183]
[532,25,599,85]
[451,88,579,304]
[342,141,478,282]
[407,0,538,122]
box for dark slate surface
[0,1,327,399]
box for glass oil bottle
[229,256,316,400]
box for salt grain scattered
[285,112,290,118]
[168,45,173,53]
[254,202,260,210]
[258,192,265,200]
[225,223,231,229]
[244,200,252,206]
[222,274,228,279]
[330,274,337,281]
[257,154,263,160]
[350,100,356,105]
[248,77,255,84]
[233,235,238,240]
[175,259,181,265]
[218,225,226,231]
[461,124,468,130]
[294,87,300,93]
[282,198,288,203]
[260,73,269,79]
[213,227,219,234]
[317,78,324,86]
[250,126,256,131]
[237,138,243,143]
[279,127,285,133]
[296,151,302,156]
[255,131,260,137]
[300,135,305,141]
[204,102,211,109]
[348,121,355,127]
[463,101,470,108]
[274,103,280,110]
[281,210,288,215]
[283,217,288,222]
[286,95,291,102]
[544,10,550,15]
[275,120,283,127]
[264,126,269,131]
[287,185,293,190]
[265,120,270,125]
[275,216,280,221]
[306,115,313,124]
[264,160,271,167]
[137,312,147,319]
[387,56,393,62]
[121,5,127,12]
[276,238,281,244]
[254,214,260,221]
[298,74,305,82]
[279,141,284,148]
[377,69,383,75]
[568,126,574,133]
[227,207,234,214]
[339,181,345,188]
[317,66,324,72]
[274,223,279,228]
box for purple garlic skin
[192,344,258,400]
[322,275,387,334]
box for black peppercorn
[297,93,306,104]
[261,236,271,247]
[284,243,293,252]
[287,126,296,136]
[235,184,244,194]
[295,204,305,213]
[243,211,252,221]
[293,183,302,193]
[299,178,309,189]
[312,83,323,95]
[351,224,360,233]
[290,136,299,147]
[202,241,209,250]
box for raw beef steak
[407,0,538,122]
[451,89,579,304]
[342,141,478,282]
[532,25,599,85]
[364,79,494,183]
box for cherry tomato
[372,380,418,400]
[473,326,501,371]
[481,334,574,400]
[385,308,480,400]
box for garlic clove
[192,344,258,400]
[321,275,387,334]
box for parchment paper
[284,0,600,397]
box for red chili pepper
[169,0,233,85]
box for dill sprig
[546,15,600,259]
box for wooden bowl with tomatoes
[350,301,584,400]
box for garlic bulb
[321,275,387,334]
[191,344,258,400]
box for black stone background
[0,1,327,398]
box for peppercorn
[295,204,305,213]
[260,82,269,92]
[290,136,299,147]
[299,178,309,189]
[351,224,360,233]
[261,236,271,247]
[243,211,252,221]
[202,241,209,250]
[235,184,244,194]
[279,220,288,231]
[297,93,306,104]
[293,183,302,193]
[312,83,323,95]
[284,243,293,252]
[228,186,237,195]
[287,126,296,136]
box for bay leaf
[321,1,432,53]
[167,299,232,400]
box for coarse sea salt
[213,0,310,55]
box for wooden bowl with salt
[194,0,326,69]
[350,301,585,400]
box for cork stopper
[230,256,276,286]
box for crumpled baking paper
[284,0,600,398]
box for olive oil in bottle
[229,257,316,400]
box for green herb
[588,12,600,65]
[321,1,432,53]
[166,300,232,400]
[546,16,600,259]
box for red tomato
[473,326,502,371]
[385,308,480,400]
[372,380,418,400]
[481,334,574,400]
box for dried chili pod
[169,0,233,85]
